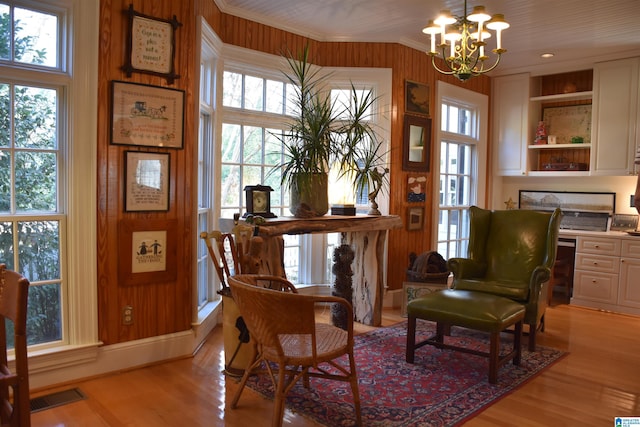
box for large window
[435,82,487,259]
[214,46,391,286]
[0,0,98,353]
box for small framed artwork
[407,176,427,202]
[111,81,185,149]
[405,80,430,116]
[118,219,177,286]
[122,4,182,83]
[125,151,170,212]
[407,207,424,231]
[403,115,431,172]
[610,214,638,232]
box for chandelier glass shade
[422,1,509,81]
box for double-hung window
[435,82,487,259]
[0,0,98,352]
[214,46,391,286]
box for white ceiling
[214,0,640,77]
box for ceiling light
[541,53,555,58]
[422,1,509,81]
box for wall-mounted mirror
[402,115,431,171]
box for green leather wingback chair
[447,206,563,351]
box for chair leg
[514,321,523,366]
[406,315,416,363]
[348,352,362,426]
[230,356,261,408]
[272,366,287,427]
[488,331,499,384]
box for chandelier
[422,1,509,81]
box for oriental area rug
[244,320,566,427]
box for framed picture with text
[124,151,170,212]
[122,4,182,83]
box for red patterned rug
[244,320,566,426]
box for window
[435,82,487,259]
[219,47,391,286]
[0,0,98,353]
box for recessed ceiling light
[541,53,555,58]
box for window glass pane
[242,165,261,186]
[220,164,240,207]
[15,151,56,212]
[14,7,58,67]
[27,283,62,344]
[18,220,59,281]
[0,83,9,147]
[243,126,262,164]
[222,71,242,108]
[331,89,350,120]
[0,4,9,61]
[285,83,298,116]
[0,221,13,269]
[264,129,282,166]
[265,79,284,114]
[0,151,9,212]
[14,85,56,149]
[221,123,241,163]
[244,75,263,111]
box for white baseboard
[383,288,402,308]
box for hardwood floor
[31,298,640,426]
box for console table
[221,215,402,326]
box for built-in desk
[559,229,640,316]
[221,215,403,326]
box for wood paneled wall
[97,0,491,345]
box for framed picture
[407,176,427,202]
[407,207,424,231]
[403,114,431,172]
[405,80,430,116]
[125,151,170,212]
[122,4,181,83]
[542,104,592,145]
[111,81,184,149]
[118,219,177,286]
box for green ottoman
[405,289,525,384]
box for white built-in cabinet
[591,57,640,175]
[572,234,640,316]
[492,73,529,176]
[493,57,640,177]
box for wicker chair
[0,264,31,427]
[228,274,361,427]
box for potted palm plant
[274,45,388,217]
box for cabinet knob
[594,245,600,248]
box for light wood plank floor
[31,299,640,426]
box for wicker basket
[406,251,450,284]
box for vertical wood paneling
[97,0,495,349]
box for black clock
[243,185,276,218]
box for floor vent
[30,388,86,413]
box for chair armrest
[247,274,298,292]
[528,265,552,304]
[447,258,486,280]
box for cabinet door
[573,270,618,304]
[619,257,640,309]
[591,57,640,175]
[493,73,529,176]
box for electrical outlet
[122,305,133,325]
[631,195,635,208]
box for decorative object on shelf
[548,135,557,144]
[331,204,356,216]
[124,151,170,212]
[571,136,584,144]
[111,81,185,148]
[610,214,639,232]
[421,0,509,81]
[271,45,388,218]
[403,115,431,171]
[405,80,430,116]
[366,167,389,215]
[542,104,592,145]
[407,207,424,231]
[504,197,516,210]
[243,185,276,218]
[534,121,548,144]
[331,243,355,329]
[122,4,182,84]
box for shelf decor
[542,104,592,145]
[122,4,182,84]
[111,81,184,149]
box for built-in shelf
[530,91,593,102]
[528,170,591,177]
[528,143,592,150]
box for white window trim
[432,81,488,248]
